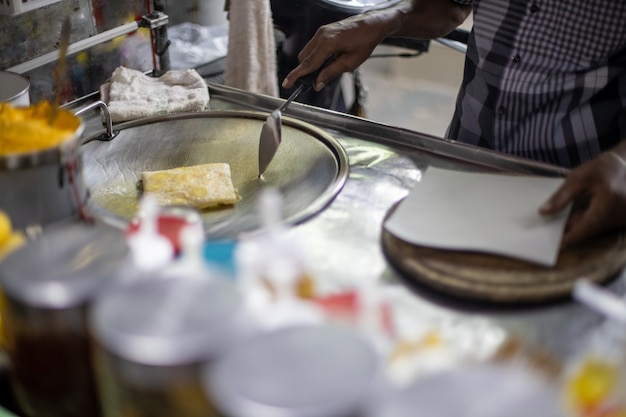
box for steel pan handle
[73,100,118,141]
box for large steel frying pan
[81,110,348,239]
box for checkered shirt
[446,0,626,168]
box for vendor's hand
[540,144,626,247]
[281,0,470,92]
[282,12,393,92]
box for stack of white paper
[383,167,571,267]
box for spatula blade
[258,109,282,176]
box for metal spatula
[258,58,333,177]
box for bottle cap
[90,276,256,366]
[0,220,130,308]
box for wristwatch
[451,0,473,5]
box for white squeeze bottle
[127,195,175,272]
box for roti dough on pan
[141,163,240,209]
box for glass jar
[204,324,386,417]
[0,220,131,417]
[89,275,258,417]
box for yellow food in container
[0,101,85,231]
[0,101,81,155]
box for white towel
[100,66,210,123]
[224,0,278,97]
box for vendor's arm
[540,140,626,247]
[282,0,472,91]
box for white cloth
[224,0,278,97]
[100,66,210,123]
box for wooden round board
[381,202,626,304]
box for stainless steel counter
[76,83,626,373]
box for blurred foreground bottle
[89,270,259,417]
[0,220,131,417]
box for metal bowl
[81,110,348,239]
[0,71,30,107]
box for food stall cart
[73,80,625,360]
[38,79,621,417]
[1,1,626,416]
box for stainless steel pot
[0,71,30,106]
[0,114,87,232]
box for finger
[283,50,340,91]
[282,26,335,89]
[539,175,586,215]
[282,47,330,89]
[559,209,582,247]
[281,41,319,89]
[312,58,343,91]
[561,195,609,247]
[282,60,313,90]
[296,25,328,63]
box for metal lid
[366,364,563,417]
[90,276,253,366]
[205,325,382,417]
[0,70,29,103]
[0,220,130,309]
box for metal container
[89,275,258,417]
[0,220,132,417]
[0,111,87,232]
[0,71,29,106]
[204,324,386,417]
